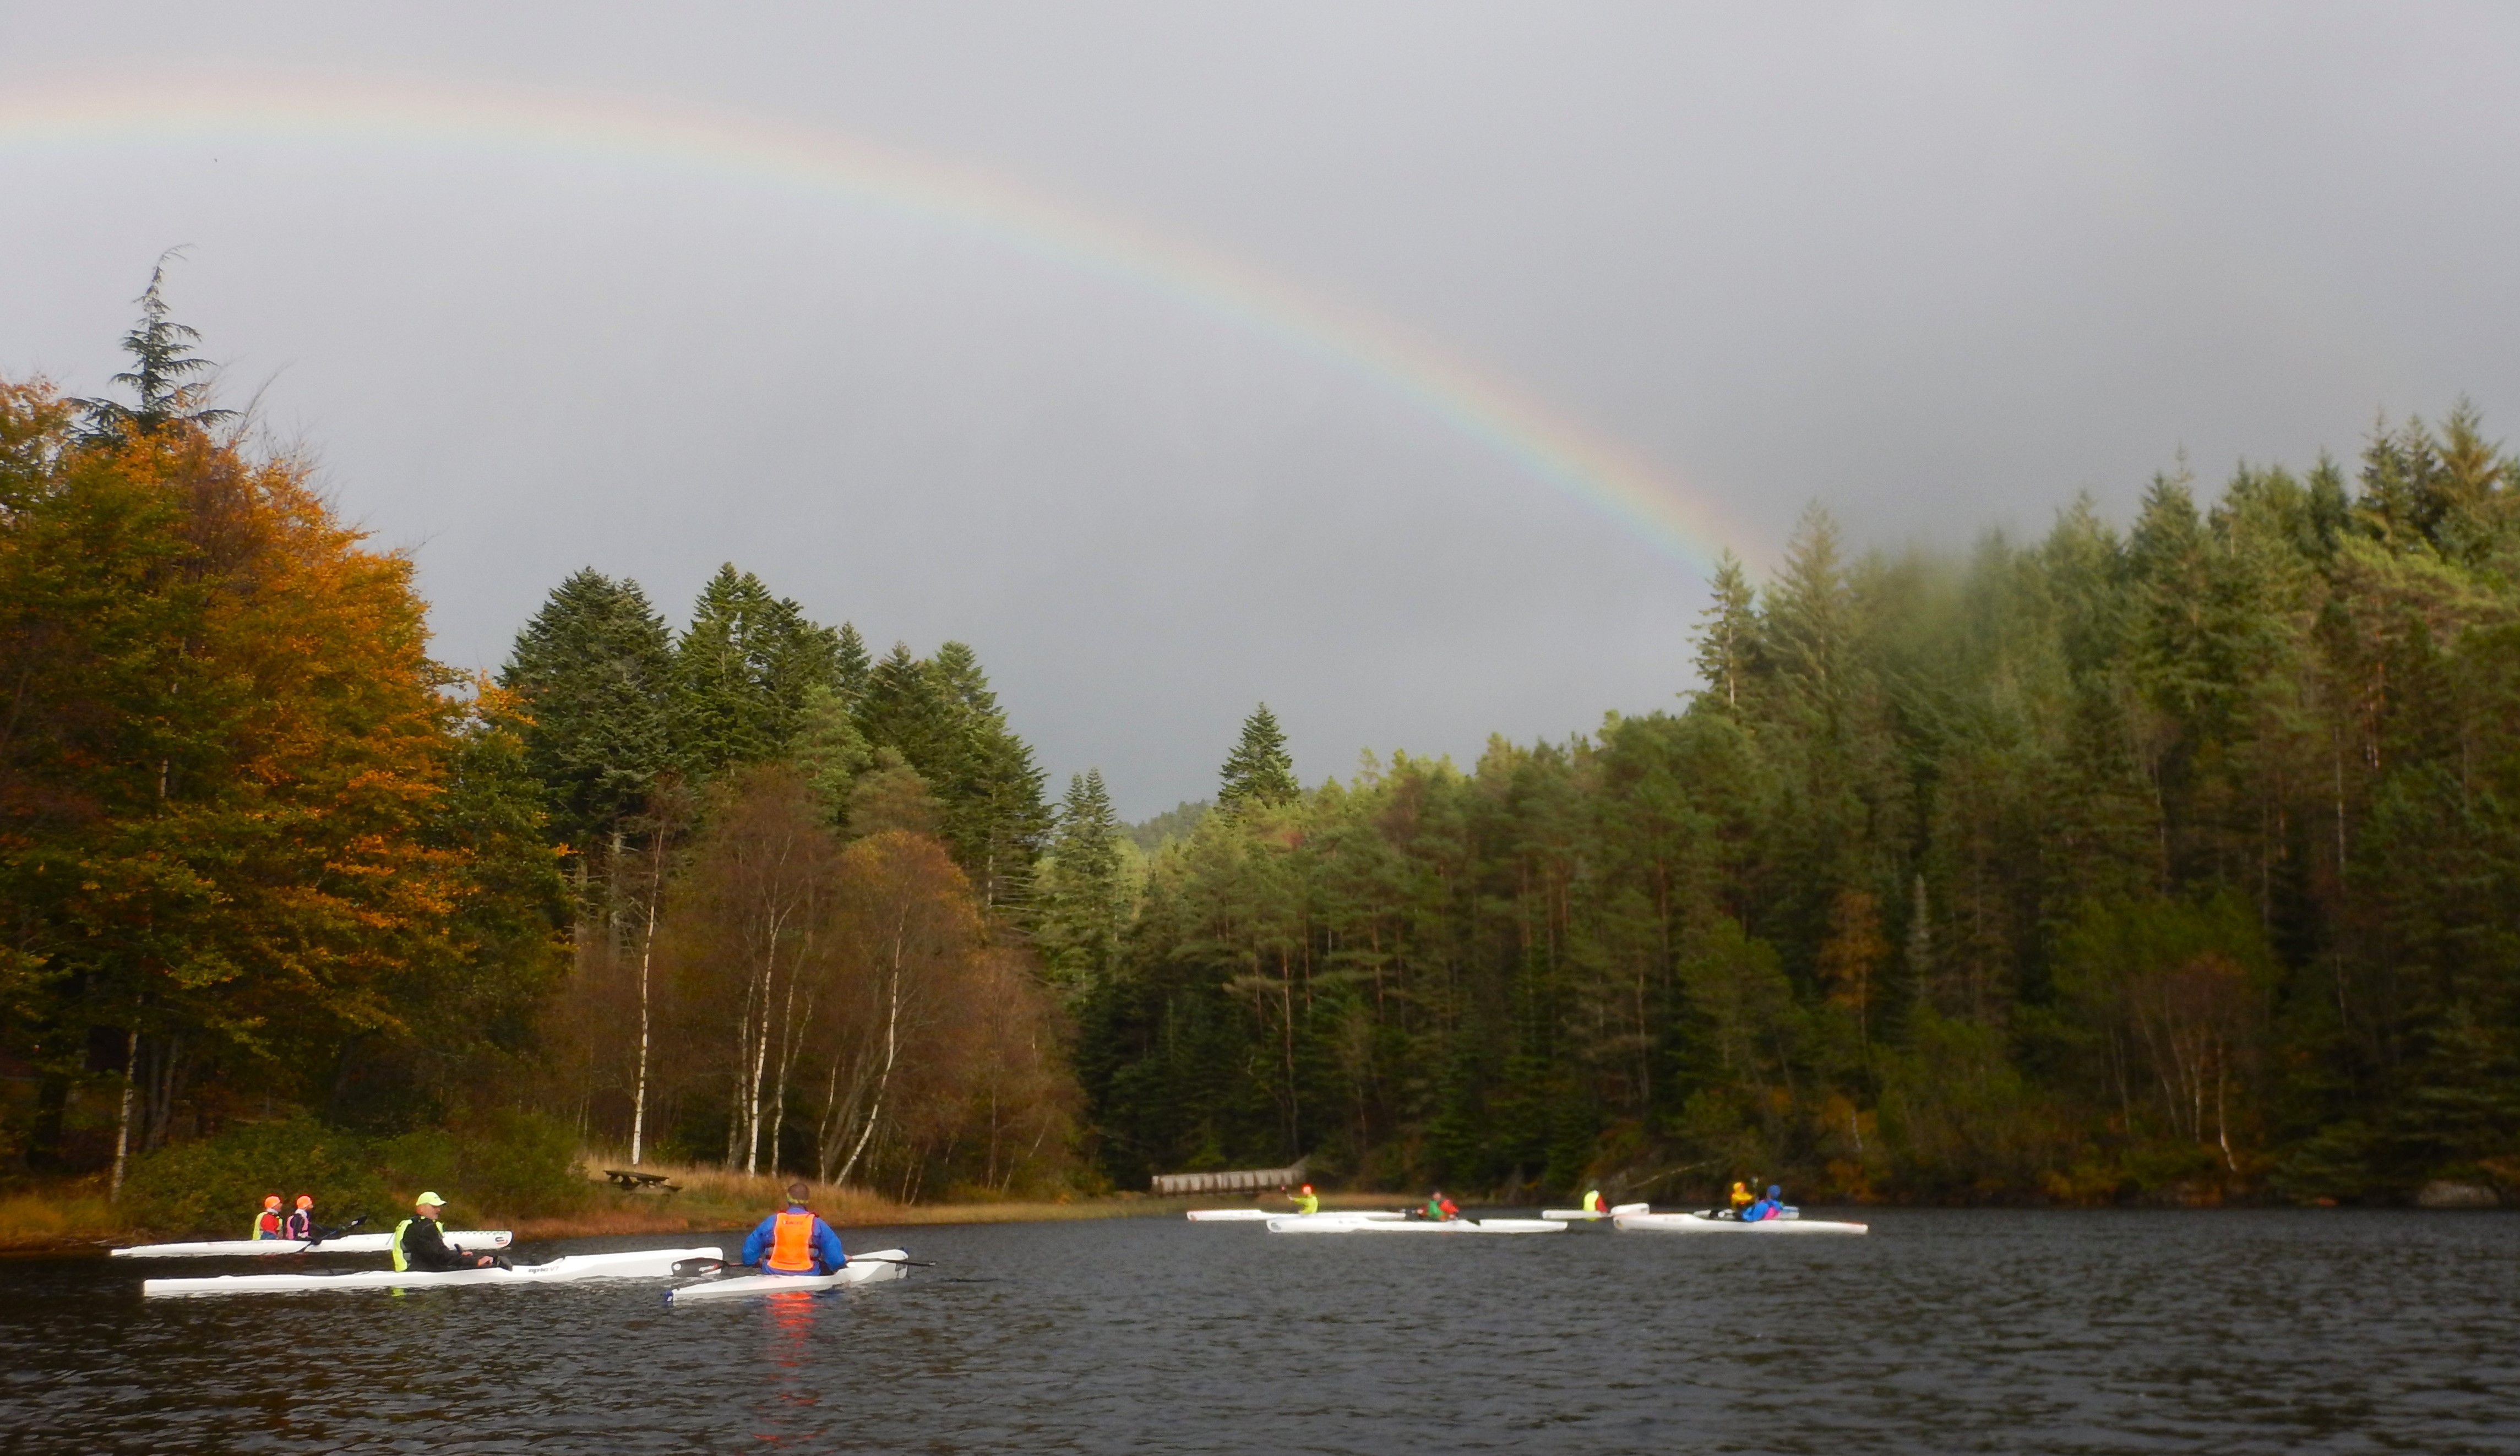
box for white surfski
[666,1248,915,1303]
[143,1246,719,1295]
[112,1230,513,1258]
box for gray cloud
[4,2,2517,813]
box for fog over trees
[7,294,2519,1208]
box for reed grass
[0,1181,121,1250]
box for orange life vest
[765,1210,818,1273]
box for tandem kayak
[141,1246,722,1296]
[1613,1212,1866,1235]
[666,1248,913,1304]
[112,1231,513,1259]
[1539,1203,1650,1220]
[1266,1217,1567,1234]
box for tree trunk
[629,832,663,1166]
[836,919,907,1186]
[108,1029,138,1201]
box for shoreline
[0,1187,1412,1257]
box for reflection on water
[2,1210,2513,1453]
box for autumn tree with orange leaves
[0,360,563,1186]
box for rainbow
[0,70,1751,572]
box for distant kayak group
[1195,1178,1869,1236]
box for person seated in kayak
[1741,1184,1787,1222]
[252,1195,287,1240]
[1728,1181,1754,1217]
[393,1192,500,1271]
[742,1181,849,1276]
[282,1195,315,1241]
[1287,1183,1320,1215]
[1424,1191,1460,1221]
[1581,1189,1605,1214]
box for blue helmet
[1766,1185,1781,1198]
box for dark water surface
[3,1209,2515,1453]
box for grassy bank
[0,1159,1395,1253]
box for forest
[6,281,2518,1212]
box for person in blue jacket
[741,1181,849,1275]
[1741,1184,1787,1221]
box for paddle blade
[670,1257,725,1279]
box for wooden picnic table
[602,1168,681,1192]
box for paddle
[301,1215,366,1250]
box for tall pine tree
[1217,704,1299,811]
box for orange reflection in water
[749,1286,830,1446]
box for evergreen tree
[673,564,841,773]
[1691,549,1762,712]
[498,569,677,860]
[1217,704,1298,811]
[834,621,873,707]
[1038,769,1130,1002]
[73,253,235,441]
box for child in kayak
[742,1181,849,1275]
[282,1195,315,1241]
[252,1195,286,1240]
[1728,1181,1754,1217]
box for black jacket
[395,1215,473,1272]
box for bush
[122,1118,392,1237]
[379,1110,589,1220]
[458,1109,590,1217]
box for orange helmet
[295,1195,314,1209]
[1301,1184,1313,1193]
[263,1195,282,1209]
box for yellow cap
[415,1191,447,1206]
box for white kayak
[143,1245,721,1296]
[667,1248,913,1303]
[1188,1208,1405,1223]
[1267,1217,1566,1234]
[1614,1212,1866,1235]
[1539,1202,1650,1220]
[112,1230,513,1259]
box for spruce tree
[673,564,841,773]
[498,569,678,860]
[1038,768,1129,1001]
[834,621,872,707]
[1217,704,1299,810]
[1691,549,1761,712]
[74,252,236,440]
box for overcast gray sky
[6,3,2518,815]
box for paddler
[1728,1181,1754,1217]
[1287,1183,1320,1215]
[1581,1188,1605,1214]
[1424,1190,1460,1221]
[251,1195,286,1240]
[392,1192,500,1272]
[282,1195,315,1241]
[1741,1184,1786,1222]
[741,1181,848,1277]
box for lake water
[2,1208,2513,1453]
